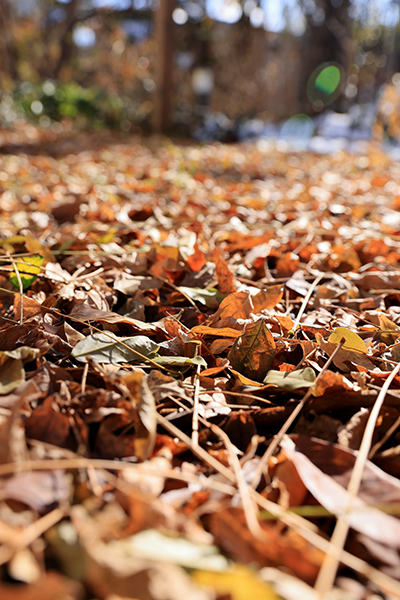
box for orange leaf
[214,247,236,294]
[252,285,284,312]
[191,326,242,338]
[276,252,299,277]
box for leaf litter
[2,133,400,598]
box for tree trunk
[152,0,175,134]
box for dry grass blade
[205,419,263,538]
[369,413,400,459]
[0,451,399,597]
[7,252,24,325]
[192,364,201,446]
[0,508,65,567]
[291,273,324,333]
[314,361,400,599]
[156,412,400,598]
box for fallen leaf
[378,314,400,345]
[228,319,275,382]
[0,347,39,394]
[72,332,160,364]
[214,247,236,294]
[252,286,284,313]
[264,367,316,390]
[281,436,400,548]
[328,327,368,353]
[123,372,156,461]
[193,564,279,600]
[9,255,45,291]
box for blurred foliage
[10,81,129,130]
[1,0,400,133]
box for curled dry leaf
[280,436,400,549]
[316,333,374,372]
[0,347,39,395]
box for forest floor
[1,123,400,600]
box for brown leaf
[210,507,322,583]
[123,372,156,461]
[25,396,73,449]
[228,319,275,382]
[0,573,84,600]
[210,291,254,324]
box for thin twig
[155,411,400,598]
[291,273,324,333]
[0,508,65,567]
[314,360,400,599]
[7,253,24,325]
[81,361,89,396]
[192,364,201,446]
[207,420,263,538]
[0,444,399,596]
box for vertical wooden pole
[152,0,175,134]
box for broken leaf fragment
[0,347,39,394]
[264,367,316,391]
[9,255,45,290]
[71,332,160,364]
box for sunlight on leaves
[71,333,160,364]
[328,327,367,353]
[193,565,280,600]
[9,255,45,291]
[0,347,39,394]
[228,319,275,382]
[264,367,316,390]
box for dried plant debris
[1,135,400,598]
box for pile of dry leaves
[1,127,400,600]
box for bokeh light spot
[307,62,345,106]
[280,114,314,140]
[315,65,341,95]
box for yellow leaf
[328,327,367,354]
[193,565,280,600]
[9,255,45,291]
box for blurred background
[1,0,400,142]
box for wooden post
[152,0,175,134]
